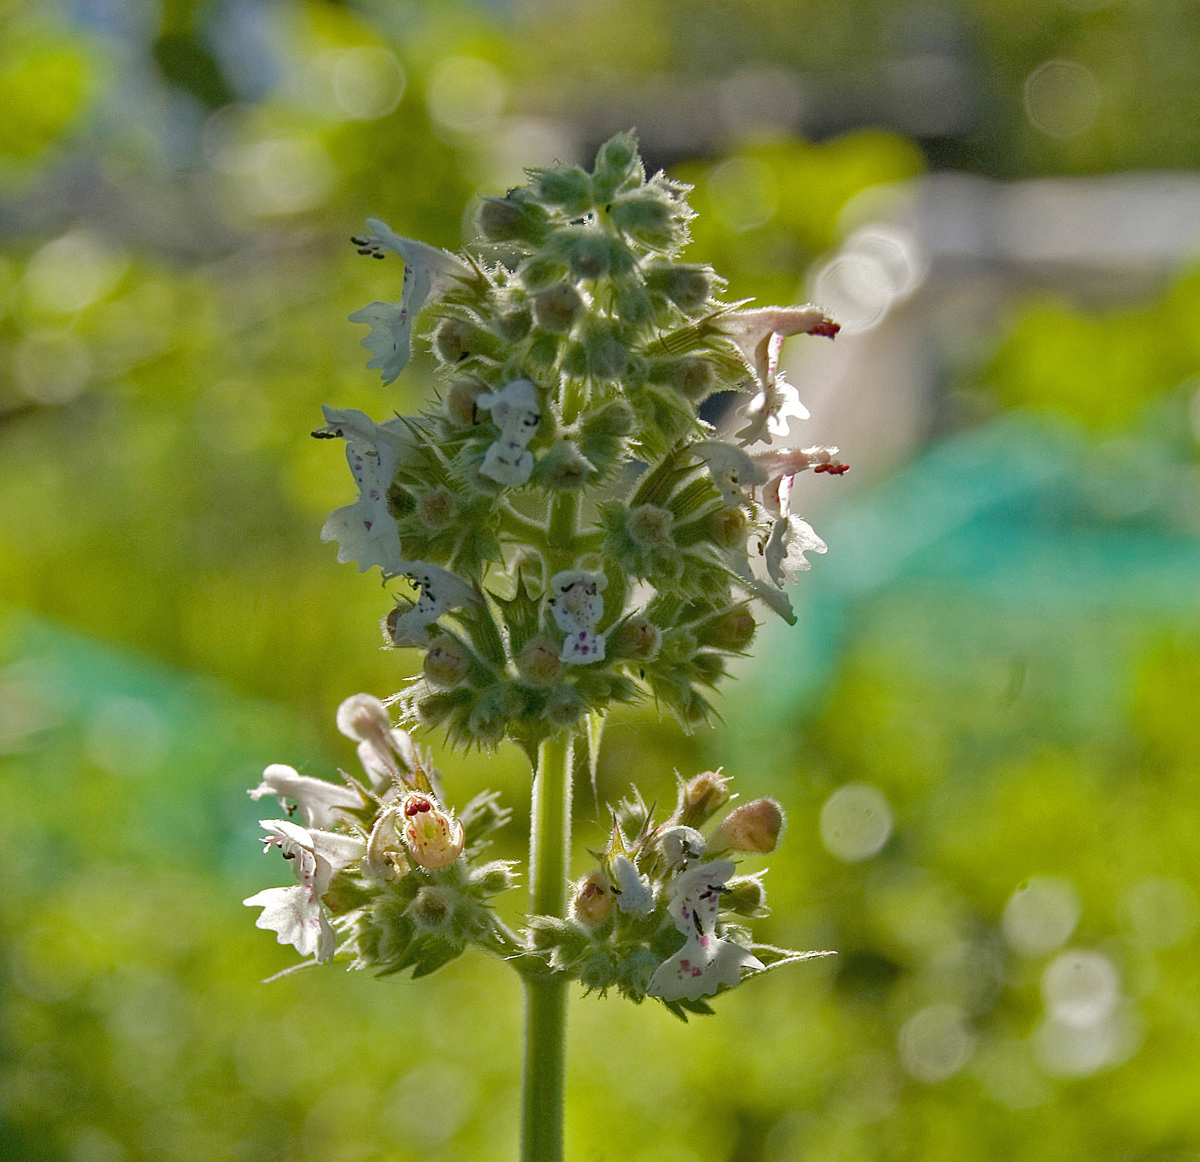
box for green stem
[521,731,573,1162]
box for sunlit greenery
[3,0,1200,1159]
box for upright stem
[521,731,573,1162]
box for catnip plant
[243,132,845,1162]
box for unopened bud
[699,608,757,651]
[477,194,549,243]
[536,442,594,491]
[676,769,731,827]
[654,264,713,313]
[570,872,614,927]
[423,634,471,689]
[515,635,562,687]
[532,283,582,333]
[496,307,532,341]
[530,165,593,214]
[585,326,628,380]
[468,683,525,746]
[444,378,486,426]
[627,503,675,548]
[415,487,457,531]
[609,194,675,248]
[708,798,785,855]
[556,227,611,280]
[405,885,454,931]
[543,683,585,729]
[400,792,465,869]
[335,693,392,745]
[651,357,714,400]
[432,317,473,363]
[704,506,747,550]
[725,875,768,916]
[609,616,660,661]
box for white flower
[647,860,765,1002]
[721,305,838,390]
[335,692,420,789]
[316,406,410,575]
[765,514,827,587]
[348,218,470,384]
[387,562,480,647]
[244,820,365,963]
[720,306,837,446]
[248,764,362,830]
[611,854,654,915]
[481,439,534,486]
[693,440,767,506]
[734,377,810,446]
[548,570,607,665]
[477,378,541,444]
[658,825,706,869]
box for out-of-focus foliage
[2,0,1200,1159]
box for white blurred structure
[780,171,1200,511]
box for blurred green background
[3,1,1200,1159]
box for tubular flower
[349,219,471,383]
[548,570,607,665]
[399,791,465,870]
[647,860,764,1001]
[387,564,481,647]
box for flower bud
[415,688,471,730]
[515,635,562,687]
[335,693,392,745]
[543,683,585,729]
[592,131,642,200]
[555,226,611,280]
[610,194,676,250]
[469,860,518,895]
[532,283,582,333]
[534,441,594,491]
[530,164,593,215]
[725,875,768,916]
[615,280,654,327]
[415,487,457,531]
[433,316,494,364]
[444,378,486,426]
[405,885,454,931]
[699,608,757,651]
[708,798,785,855]
[661,627,697,663]
[400,793,466,869]
[468,683,526,746]
[570,872,614,927]
[477,194,550,243]
[703,506,748,550]
[584,325,628,380]
[496,307,532,341]
[609,616,660,661]
[676,769,732,827]
[423,634,471,689]
[651,356,714,400]
[645,262,713,313]
[627,503,674,548]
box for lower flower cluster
[244,697,829,1009]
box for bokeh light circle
[820,783,893,862]
[1024,60,1102,140]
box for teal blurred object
[737,410,1200,745]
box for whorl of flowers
[320,131,843,756]
[245,133,840,1007]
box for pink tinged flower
[707,798,786,855]
[399,792,464,870]
[693,441,767,507]
[721,306,839,391]
[247,763,362,830]
[754,446,848,515]
[646,860,765,1002]
[549,570,607,666]
[387,563,481,647]
[348,218,470,384]
[315,406,409,576]
[244,820,365,962]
